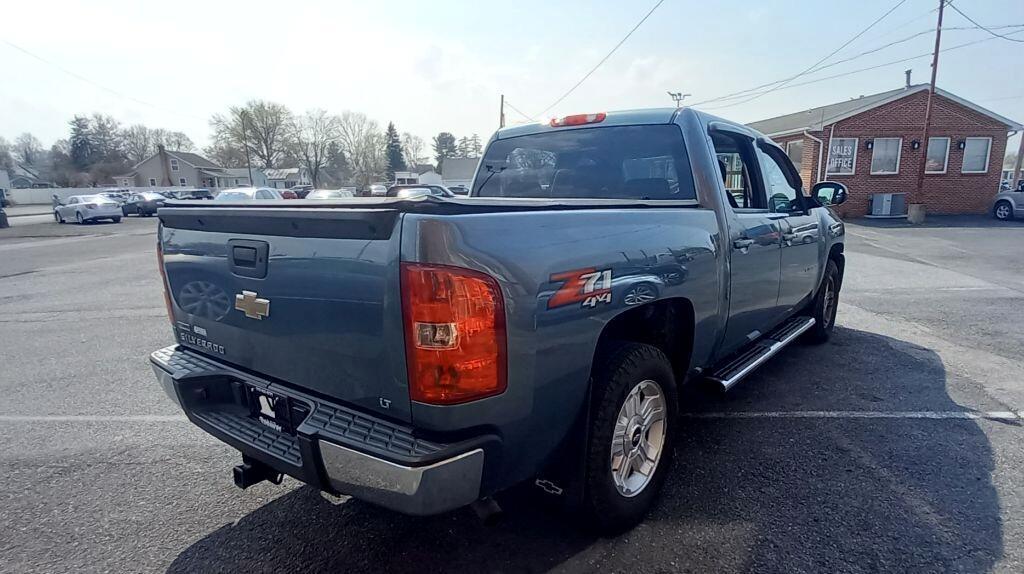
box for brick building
[748,84,1021,217]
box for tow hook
[232,457,283,489]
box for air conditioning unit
[867,192,908,218]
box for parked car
[993,180,1024,220]
[280,189,299,199]
[151,107,848,533]
[368,184,388,197]
[289,184,314,198]
[387,184,454,198]
[448,185,470,195]
[305,189,356,200]
[0,189,8,208]
[212,187,285,201]
[165,189,214,201]
[98,189,130,204]
[54,194,122,224]
[122,192,168,217]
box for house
[222,167,269,188]
[8,163,53,188]
[114,148,238,189]
[440,157,479,189]
[264,168,310,189]
[394,164,442,186]
[748,83,1022,217]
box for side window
[710,130,764,210]
[68,197,78,205]
[756,147,801,213]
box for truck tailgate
[158,207,411,422]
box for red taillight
[401,263,507,405]
[156,239,174,325]
[549,112,606,127]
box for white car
[213,187,284,201]
[305,189,356,200]
[54,195,122,224]
[369,184,388,197]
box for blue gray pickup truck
[150,107,848,532]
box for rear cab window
[473,125,696,201]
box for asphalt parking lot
[1,213,1022,573]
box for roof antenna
[905,69,912,88]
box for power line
[947,2,1024,43]
[0,38,206,122]
[536,0,666,118]
[503,99,535,122]
[695,23,1024,107]
[697,28,1024,110]
[698,0,910,109]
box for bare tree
[121,124,153,163]
[13,133,43,165]
[290,109,341,187]
[0,137,15,172]
[401,132,425,167]
[210,100,293,169]
[165,131,194,152]
[338,111,386,187]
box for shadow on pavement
[169,327,1003,573]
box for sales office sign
[827,138,857,175]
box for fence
[7,187,182,205]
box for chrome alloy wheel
[610,379,667,497]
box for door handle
[733,238,755,250]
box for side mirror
[811,181,848,206]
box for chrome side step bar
[706,317,816,391]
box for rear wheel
[582,342,677,534]
[803,259,840,343]
[994,201,1013,221]
[111,216,122,223]
[75,211,85,224]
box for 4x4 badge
[235,290,270,320]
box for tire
[994,201,1013,221]
[135,206,143,217]
[582,342,678,534]
[54,211,64,224]
[75,211,85,225]
[111,217,122,223]
[803,259,840,343]
[122,206,129,217]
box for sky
[2,0,1023,159]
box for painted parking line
[682,411,1022,420]
[0,412,1020,422]
[0,415,187,422]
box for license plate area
[247,387,298,434]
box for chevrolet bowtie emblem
[235,290,270,320]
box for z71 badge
[548,267,613,309]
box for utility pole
[910,0,945,222]
[1013,133,1024,190]
[240,111,254,185]
[499,94,506,128]
[668,91,690,107]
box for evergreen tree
[468,133,482,158]
[456,136,471,158]
[384,122,406,179]
[69,116,94,171]
[433,132,458,173]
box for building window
[786,140,804,171]
[925,137,950,174]
[826,137,857,176]
[179,177,188,187]
[149,178,157,186]
[235,178,241,186]
[870,138,902,175]
[170,158,179,171]
[961,137,991,173]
